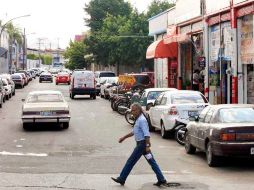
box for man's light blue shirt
[133,114,150,142]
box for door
[150,93,163,128]
[168,58,178,88]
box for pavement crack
[0,185,91,190]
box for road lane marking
[16,145,23,148]
[0,151,48,157]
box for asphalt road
[0,78,254,190]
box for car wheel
[39,80,42,83]
[185,132,196,154]
[6,95,9,100]
[68,82,70,85]
[100,93,104,98]
[175,125,186,145]
[206,142,219,167]
[161,122,169,139]
[3,97,5,103]
[0,98,2,108]
[56,82,58,85]
[13,90,15,96]
[70,93,75,99]
[62,122,69,129]
[147,116,155,132]
[23,123,30,130]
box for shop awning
[163,34,190,44]
[146,40,177,59]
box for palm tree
[5,22,23,73]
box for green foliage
[146,0,175,18]
[6,22,23,45]
[27,54,39,60]
[64,41,88,70]
[84,0,132,32]
[41,54,53,65]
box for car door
[149,93,163,128]
[197,108,215,150]
[191,106,211,148]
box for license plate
[40,111,52,116]
[251,147,254,155]
[188,111,198,117]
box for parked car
[56,72,71,85]
[11,73,25,88]
[0,79,5,107]
[16,70,32,82]
[100,77,118,98]
[2,78,12,100]
[39,72,53,83]
[185,104,254,167]
[0,74,15,96]
[148,90,209,138]
[21,90,71,130]
[69,69,96,99]
[18,73,29,85]
[95,71,116,95]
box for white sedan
[22,91,70,130]
[148,90,209,138]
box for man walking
[111,103,167,187]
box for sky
[0,0,154,50]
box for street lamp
[0,14,31,46]
[22,29,35,70]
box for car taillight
[220,133,236,141]
[168,106,178,115]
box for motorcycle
[124,109,135,125]
[174,118,188,145]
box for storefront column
[204,20,209,100]
[231,0,238,104]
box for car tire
[175,125,186,145]
[70,93,75,99]
[206,142,220,167]
[147,116,155,132]
[62,122,69,129]
[161,122,169,139]
[185,132,196,154]
[13,90,15,96]
[100,94,104,98]
[39,80,42,83]
[0,98,2,108]
[23,123,30,130]
[93,94,96,99]
[68,82,70,85]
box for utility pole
[37,38,44,67]
[22,28,26,70]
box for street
[0,79,254,190]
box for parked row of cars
[105,85,254,167]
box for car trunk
[23,103,68,112]
[175,103,209,119]
[222,124,254,141]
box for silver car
[22,90,71,130]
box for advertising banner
[210,25,220,62]
[240,15,254,64]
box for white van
[69,70,96,99]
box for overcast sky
[0,0,154,50]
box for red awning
[146,40,178,59]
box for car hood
[23,102,69,111]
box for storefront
[177,21,205,92]
[206,9,235,105]
[237,3,254,104]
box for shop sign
[198,57,206,67]
[222,22,234,61]
[240,15,254,64]
[210,25,220,61]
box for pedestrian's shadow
[139,181,208,190]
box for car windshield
[11,75,21,79]
[134,75,150,85]
[27,94,64,103]
[219,108,254,123]
[100,73,115,77]
[171,94,206,104]
[147,91,163,100]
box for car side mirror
[146,102,154,111]
[189,116,199,122]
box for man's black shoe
[111,177,125,186]
[153,180,167,187]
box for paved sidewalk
[0,173,251,190]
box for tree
[64,41,88,70]
[41,54,53,65]
[146,0,175,18]
[84,0,132,32]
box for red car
[56,72,70,85]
